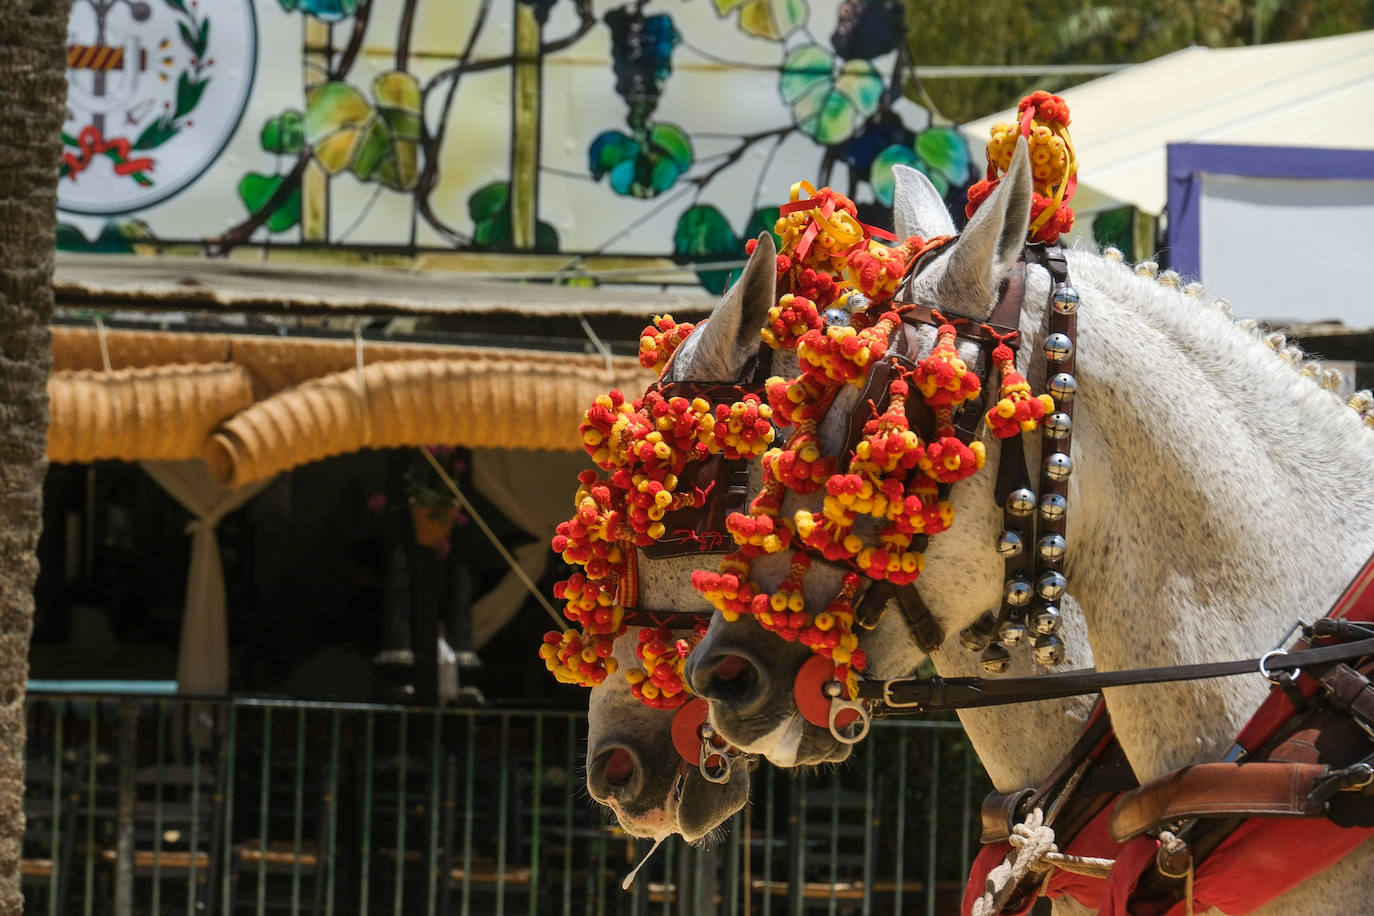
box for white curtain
[469,449,590,647]
[140,459,275,693]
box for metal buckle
[1258,649,1300,685]
[880,677,925,710]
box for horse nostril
[689,653,768,713]
[604,748,634,785]
[587,744,644,803]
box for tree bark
[0,2,68,912]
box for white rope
[418,446,568,633]
[970,808,1117,916]
[577,315,616,379]
[95,316,112,373]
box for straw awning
[49,325,653,484]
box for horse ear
[933,137,1033,318]
[672,232,776,381]
[893,165,955,240]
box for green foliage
[713,0,809,41]
[901,0,1374,124]
[1092,206,1134,255]
[743,206,782,250]
[237,173,302,233]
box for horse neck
[1059,249,1374,779]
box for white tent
[963,30,1374,216]
[963,32,1374,325]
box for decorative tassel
[913,323,981,407]
[921,405,987,483]
[754,554,812,641]
[985,341,1055,437]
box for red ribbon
[779,191,897,264]
[62,125,155,180]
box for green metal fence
[20,693,988,915]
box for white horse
[680,141,1374,913]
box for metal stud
[1005,488,1036,517]
[823,680,844,699]
[823,307,850,327]
[1033,635,1065,667]
[1031,605,1061,636]
[1045,453,1073,482]
[1043,412,1071,440]
[1037,533,1067,562]
[1004,577,1032,607]
[1048,373,1077,402]
[1038,493,1067,523]
[1044,333,1073,362]
[1037,570,1068,601]
[997,620,1028,648]
[1052,286,1079,315]
[980,644,1012,674]
[960,626,992,652]
[845,292,870,314]
[699,722,716,741]
[996,530,1023,558]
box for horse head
[686,142,1044,764]
[584,628,749,842]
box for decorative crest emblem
[60,0,256,215]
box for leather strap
[1108,761,1371,842]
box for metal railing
[20,693,987,915]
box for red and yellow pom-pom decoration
[967,90,1078,245]
[552,116,1075,700]
[639,315,696,375]
[985,342,1055,437]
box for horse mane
[1069,244,1374,447]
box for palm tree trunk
[0,2,69,911]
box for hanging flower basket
[410,500,459,548]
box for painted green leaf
[870,144,919,208]
[915,127,970,186]
[353,71,422,190]
[468,183,510,223]
[608,157,640,196]
[714,0,808,41]
[260,109,304,155]
[674,205,741,295]
[833,60,883,117]
[305,82,372,173]
[589,131,638,179]
[780,44,832,105]
[132,115,177,151]
[648,123,692,171]
[782,48,880,144]
[238,173,301,233]
[174,73,207,119]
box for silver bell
[996,529,1023,558]
[997,619,1028,648]
[1039,493,1067,523]
[1005,488,1036,517]
[822,307,850,327]
[1043,333,1073,362]
[1043,412,1072,440]
[1004,577,1032,607]
[1031,604,1061,635]
[1052,286,1079,315]
[1032,634,1065,667]
[846,292,870,314]
[981,644,1012,674]
[1048,373,1077,402]
[960,625,991,652]
[1037,570,1067,600]
[1037,533,1067,562]
[1045,453,1073,482]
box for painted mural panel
[57,0,976,290]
